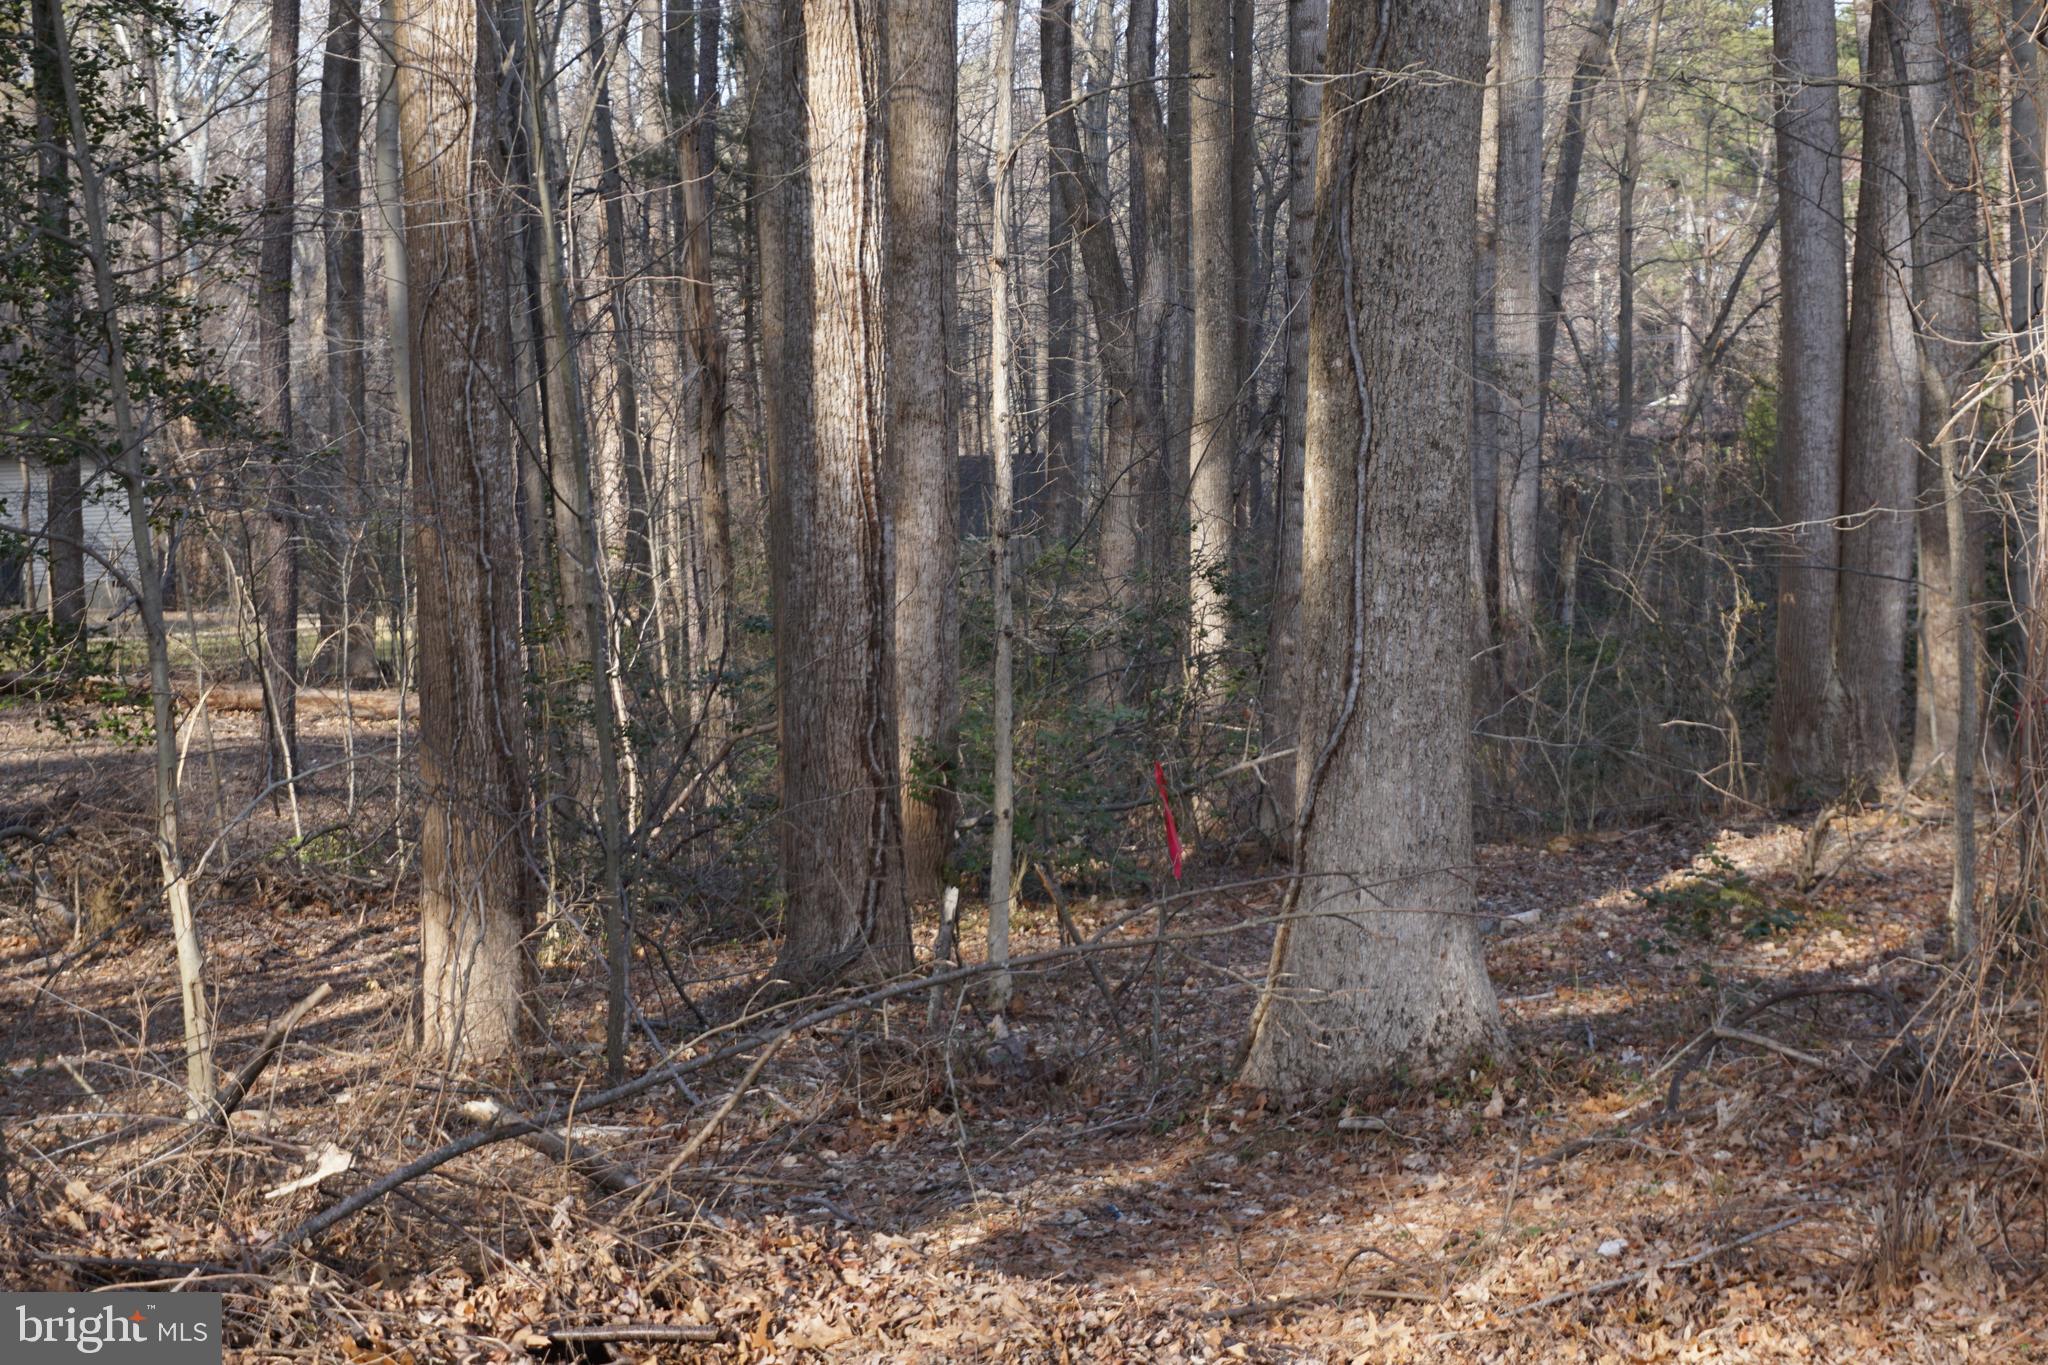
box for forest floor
[0,706,2043,1362]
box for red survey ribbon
[1153,761,1184,881]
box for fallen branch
[212,983,335,1124]
[515,1323,722,1350]
[457,1099,684,1215]
[269,902,1421,1260]
[1509,1215,1804,1317]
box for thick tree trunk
[1259,0,1326,833]
[321,0,376,685]
[774,0,912,985]
[1894,0,1989,788]
[1240,0,1501,1095]
[1837,0,1917,790]
[887,0,961,905]
[1491,0,1544,665]
[1187,0,1237,680]
[1045,134,1079,540]
[257,0,302,785]
[1764,0,1846,798]
[392,0,539,1063]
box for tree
[888,0,961,904]
[390,0,540,1062]
[319,0,376,685]
[25,0,84,633]
[986,0,1020,1012]
[1836,0,1916,789]
[255,0,301,786]
[773,0,912,985]
[1491,0,1543,660]
[1188,0,1237,680]
[1764,0,1846,797]
[1241,0,1502,1093]
[1259,0,1327,832]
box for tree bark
[1764,0,1846,797]
[1240,0,1501,1095]
[887,0,961,905]
[774,0,912,985]
[257,0,303,785]
[319,0,376,685]
[1259,0,1325,833]
[1187,0,1238,681]
[668,0,734,741]
[26,0,83,632]
[1837,0,1917,790]
[1536,0,1615,396]
[1491,0,1544,663]
[1894,0,1988,789]
[986,0,1019,1012]
[392,0,540,1063]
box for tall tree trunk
[1606,0,1663,617]
[668,0,734,738]
[887,0,960,905]
[1259,0,1325,832]
[1837,0,1917,790]
[2013,0,2045,638]
[258,0,303,785]
[392,0,540,1063]
[26,0,83,631]
[1895,0,1989,789]
[1044,0,1163,705]
[739,0,812,892]
[1491,0,1544,665]
[774,0,912,984]
[1241,0,1500,1095]
[1765,0,1846,797]
[1044,122,1079,540]
[582,0,652,610]
[986,0,1019,1012]
[1187,0,1237,681]
[321,0,375,684]
[1536,0,1615,395]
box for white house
[0,456,138,614]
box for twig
[1710,1025,1827,1070]
[1508,1215,1804,1316]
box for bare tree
[320,0,375,685]
[1259,0,1326,832]
[1241,0,1502,1093]
[1188,0,1237,680]
[774,0,911,984]
[1837,0,1917,790]
[256,0,302,785]
[1764,0,1846,797]
[888,0,962,904]
[1491,0,1543,662]
[391,0,540,1062]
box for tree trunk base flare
[1240,881,1504,1095]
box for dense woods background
[7,0,2048,1356]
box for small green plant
[1637,852,1801,941]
